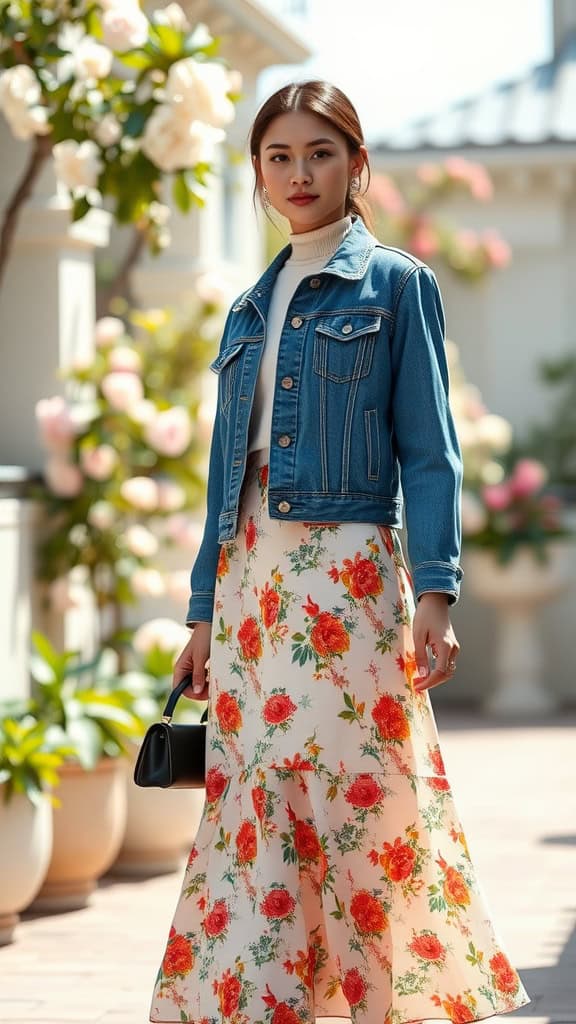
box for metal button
[278,500,291,513]
[290,316,303,328]
[278,434,291,447]
[341,323,353,334]
[309,278,321,288]
[280,376,294,389]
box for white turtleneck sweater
[247,215,352,453]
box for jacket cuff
[186,592,215,625]
[413,561,464,606]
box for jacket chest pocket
[209,342,246,413]
[312,313,381,383]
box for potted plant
[0,712,75,943]
[462,458,574,715]
[26,632,147,911]
[110,618,206,876]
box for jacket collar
[236,216,378,319]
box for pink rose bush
[368,157,511,281]
[35,299,221,632]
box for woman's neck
[287,214,352,264]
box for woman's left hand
[412,592,460,693]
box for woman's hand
[412,593,460,693]
[173,621,212,700]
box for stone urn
[464,541,574,716]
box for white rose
[141,104,224,172]
[88,501,115,530]
[0,66,51,140]
[120,475,159,511]
[131,568,166,597]
[94,112,122,147]
[132,617,189,655]
[108,345,142,373]
[124,524,158,558]
[95,316,125,348]
[165,58,235,128]
[153,2,190,31]
[74,37,113,80]
[102,2,149,51]
[53,139,102,191]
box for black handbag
[133,674,208,789]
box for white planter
[29,756,127,912]
[110,742,205,876]
[0,786,53,944]
[464,542,574,716]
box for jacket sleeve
[185,307,235,627]
[390,265,464,605]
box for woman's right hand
[173,621,212,700]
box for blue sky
[258,0,552,143]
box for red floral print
[215,692,242,734]
[440,993,475,1023]
[409,933,446,961]
[263,693,297,725]
[260,581,280,628]
[162,930,193,977]
[237,615,262,660]
[216,544,229,578]
[236,819,257,864]
[428,776,451,792]
[371,693,410,741]
[344,774,382,808]
[217,969,242,1017]
[310,611,350,657]
[443,867,471,907]
[260,887,296,920]
[341,967,366,1005]
[203,899,229,937]
[293,819,321,861]
[271,1002,300,1024]
[340,552,383,599]
[381,837,416,882]
[349,890,388,935]
[489,952,519,994]
[205,766,228,803]
[245,515,257,551]
[251,785,267,820]
[259,464,268,487]
[429,746,446,775]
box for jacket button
[278,500,291,513]
[280,376,294,389]
[290,316,303,328]
[309,278,321,288]
[341,323,353,334]
[278,434,291,447]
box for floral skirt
[149,448,530,1024]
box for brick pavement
[1,709,575,1024]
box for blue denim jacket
[187,215,464,624]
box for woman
[149,81,530,1024]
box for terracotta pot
[0,786,53,944]
[29,756,127,912]
[110,741,205,876]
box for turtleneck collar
[287,214,352,264]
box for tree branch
[96,225,147,317]
[0,133,52,292]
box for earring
[262,186,271,208]
[349,176,361,195]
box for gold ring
[446,660,456,671]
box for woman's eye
[270,154,287,162]
[312,150,330,159]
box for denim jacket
[187,215,464,624]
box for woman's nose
[291,162,312,184]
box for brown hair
[248,79,375,233]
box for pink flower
[165,570,191,603]
[482,229,511,268]
[124,524,158,558]
[409,218,439,257]
[131,568,166,597]
[157,480,186,511]
[101,371,144,412]
[108,346,142,374]
[120,476,159,511]
[164,514,202,551]
[144,407,192,457]
[128,399,157,426]
[45,458,84,498]
[36,396,76,454]
[368,173,405,216]
[444,156,494,200]
[417,163,443,187]
[80,444,117,481]
[94,316,125,349]
[482,481,513,511]
[510,459,547,498]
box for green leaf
[150,23,184,58]
[72,195,91,223]
[118,49,153,70]
[172,173,191,213]
[65,718,100,769]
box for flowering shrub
[35,287,224,636]
[461,458,571,564]
[368,157,511,281]
[0,0,241,284]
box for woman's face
[254,110,366,234]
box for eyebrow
[264,138,336,150]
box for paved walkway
[1,709,575,1024]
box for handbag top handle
[162,674,209,723]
